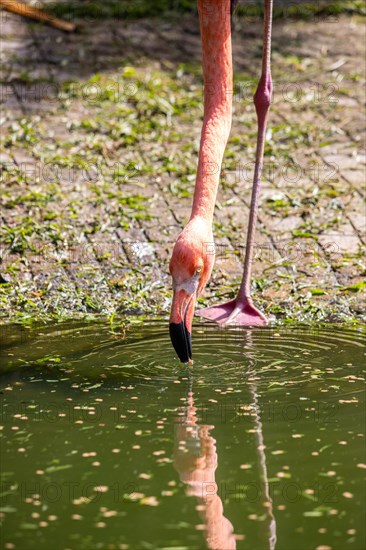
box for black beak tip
[169,322,192,364]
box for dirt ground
[0,5,365,324]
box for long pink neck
[191,0,233,223]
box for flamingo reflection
[173,388,236,549]
[173,376,276,549]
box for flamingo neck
[191,0,233,223]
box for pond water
[0,319,365,550]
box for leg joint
[253,74,273,115]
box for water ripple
[1,319,365,391]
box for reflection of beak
[169,289,196,364]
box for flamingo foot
[197,298,268,327]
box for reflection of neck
[199,493,236,550]
[173,391,236,550]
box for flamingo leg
[198,0,273,326]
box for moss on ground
[0,10,365,325]
[45,0,366,21]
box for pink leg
[237,0,273,304]
[198,0,273,326]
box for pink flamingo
[170,0,273,362]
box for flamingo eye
[195,266,202,276]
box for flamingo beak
[169,288,196,364]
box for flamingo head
[169,219,214,363]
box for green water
[0,320,365,550]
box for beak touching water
[169,288,196,364]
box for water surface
[0,320,365,549]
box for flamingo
[169,0,273,363]
[173,386,236,549]
[173,337,277,548]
